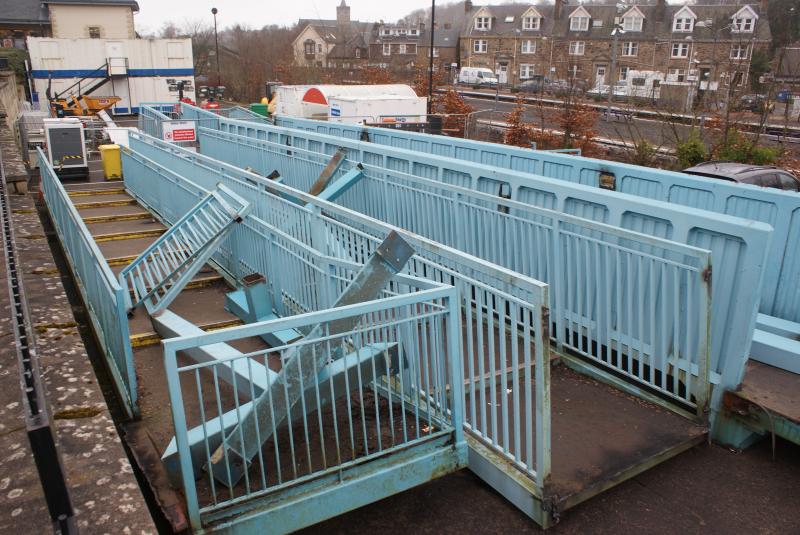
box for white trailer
[275,84,426,124]
[27,37,196,115]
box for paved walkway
[305,438,800,534]
[0,122,154,534]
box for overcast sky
[133,0,511,34]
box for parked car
[777,90,794,103]
[586,82,628,99]
[519,77,585,97]
[682,161,800,191]
[735,94,774,113]
[458,67,498,87]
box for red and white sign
[163,120,196,142]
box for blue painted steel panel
[193,122,767,400]
[273,116,800,327]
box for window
[88,26,101,39]
[668,68,686,82]
[473,39,487,53]
[732,17,754,32]
[731,71,744,86]
[383,43,391,56]
[673,17,694,32]
[409,29,419,36]
[504,16,515,23]
[671,43,689,58]
[592,19,604,28]
[730,44,749,60]
[620,66,630,80]
[521,40,536,54]
[621,42,638,57]
[355,48,361,58]
[570,16,589,31]
[569,41,585,56]
[622,16,643,32]
[475,16,491,30]
[520,64,535,79]
[317,44,323,53]
[304,41,315,56]
[522,16,540,30]
[399,44,407,54]
[631,77,646,87]
[381,29,390,36]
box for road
[463,96,795,152]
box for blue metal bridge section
[34,103,797,532]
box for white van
[458,67,498,87]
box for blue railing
[38,149,137,418]
[196,117,772,400]
[164,285,464,531]
[198,127,739,413]
[123,132,553,493]
[274,116,800,326]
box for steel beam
[208,231,414,487]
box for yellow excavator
[46,62,121,117]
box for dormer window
[621,7,644,32]
[475,16,491,30]
[673,17,694,32]
[672,6,696,32]
[622,16,642,31]
[731,5,758,33]
[571,16,589,31]
[522,16,540,30]
[732,16,755,32]
[569,6,591,31]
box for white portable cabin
[27,37,196,115]
[276,84,426,124]
[626,70,664,99]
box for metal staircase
[119,185,251,315]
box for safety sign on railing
[163,120,196,142]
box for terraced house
[460,0,771,97]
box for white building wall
[48,5,135,39]
[28,37,195,114]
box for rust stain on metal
[702,265,712,285]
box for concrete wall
[49,4,135,39]
[0,72,21,129]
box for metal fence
[196,127,715,416]
[275,116,800,326]
[123,133,553,492]
[38,149,137,418]
[164,285,464,530]
[195,118,772,401]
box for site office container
[27,37,195,115]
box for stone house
[460,0,771,92]
[292,1,372,69]
[0,0,139,47]
[369,21,423,70]
[417,23,461,78]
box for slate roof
[0,0,49,25]
[420,25,462,49]
[462,2,771,42]
[298,18,373,59]
[0,0,139,26]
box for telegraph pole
[427,0,436,114]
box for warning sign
[163,120,196,142]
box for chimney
[760,0,768,15]
[554,0,565,19]
[337,0,350,25]
[656,0,666,22]
[464,0,473,14]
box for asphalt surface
[463,96,795,152]
[302,438,800,535]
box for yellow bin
[99,144,122,180]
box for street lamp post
[427,0,436,114]
[211,7,221,88]
[605,24,624,121]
